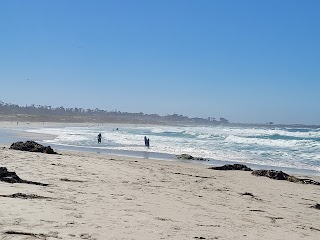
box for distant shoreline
[0,115,319,129]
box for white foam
[26,124,320,172]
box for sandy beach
[2,0,320,238]
[1,138,320,240]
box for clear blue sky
[0,0,319,124]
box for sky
[0,0,319,125]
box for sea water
[23,124,320,175]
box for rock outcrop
[10,141,57,154]
[209,164,252,171]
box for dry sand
[0,144,320,240]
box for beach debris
[249,209,265,212]
[0,167,48,186]
[3,230,59,239]
[196,223,221,227]
[267,216,284,224]
[60,178,84,183]
[0,193,50,199]
[155,217,173,221]
[176,154,207,161]
[241,192,255,197]
[251,170,320,185]
[173,172,213,179]
[10,140,58,154]
[209,164,252,171]
[79,233,96,239]
[240,192,262,201]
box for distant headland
[0,100,318,128]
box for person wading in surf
[97,133,102,144]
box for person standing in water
[146,138,150,148]
[144,136,147,146]
[97,133,102,144]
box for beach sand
[1,121,320,239]
[0,143,320,240]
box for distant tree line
[0,100,229,125]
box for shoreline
[0,121,319,177]
[48,144,320,177]
[1,146,320,239]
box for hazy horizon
[1,99,319,126]
[1,0,319,125]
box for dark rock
[252,169,320,185]
[209,164,252,171]
[177,154,194,160]
[286,175,301,183]
[251,170,289,180]
[312,203,320,210]
[176,154,207,161]
[44,146,56,154]
[0,167,48,186]
[0,167,22,183]
[297,178,320,185]
[10,141,57,154]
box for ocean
[22,123,320,176]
